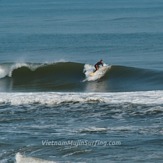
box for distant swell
[0,62,163,92]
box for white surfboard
[89,66,109,80]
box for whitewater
[0,91,163,106]
[1,90,163,163]
[0,0,163,162]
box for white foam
[0,65,10,79]
[79,125,163,135]
[79,127,108,133]
[15,153,56,163]
[83,64,110,81]
[0,91,163,106]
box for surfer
[94,59,103,72]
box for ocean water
[0,0,163,162]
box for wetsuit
[94,61,103,71]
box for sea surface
[0,0,163,162]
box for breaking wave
[0,62,163,92]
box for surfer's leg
[94,65,98,72]
[96,65,99,70]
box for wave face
[0,62,163,92]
